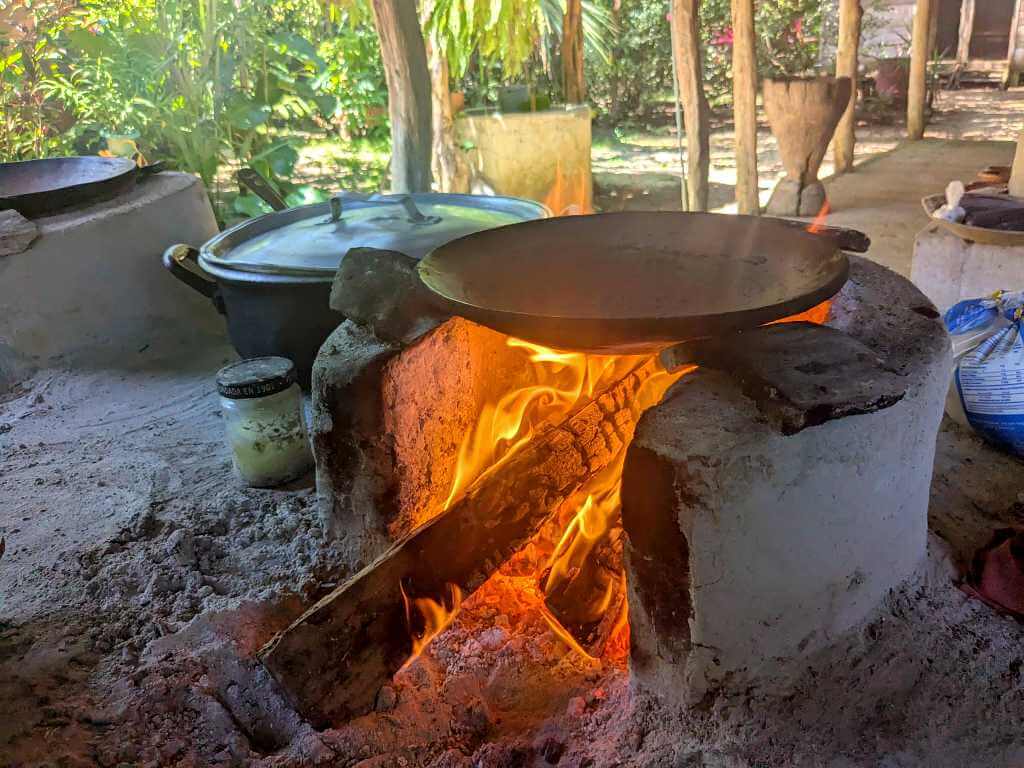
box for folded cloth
[962,528,1024,619]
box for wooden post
[562,0,586,103]
[371,0,433,192]
[950,0,976,87]
[834,0,863,174]
[670,0,711,211]
[731,0,760,214]
[957,0,976,64]
[907,0,936,141]
[1005,0,1022,87]
[421,1,468,193]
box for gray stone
[329,247,449,344]
[683,321,908,435]
[0,209,39,257]
[765,179,829,217]
[766,178,802,216]
[797,180,828,217]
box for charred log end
[620,445,693,677]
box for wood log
[371,0,433,192]
[907,0,936,141]
[259,361,657,727]
[562,0,586,104]
[670,0,711,211]
[542,524,627,657]
[731,0,760,214]
[834,0,863,174]
[950,0,975,88]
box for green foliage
[585,0,673,120]
[587,0,825,120]
[0,0,388,221]
[425,0,551,80]
[701,0,824,103]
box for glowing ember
[400,581,463,670]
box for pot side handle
[162,244,223,311]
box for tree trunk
[609,0,623,119]
[562,0,586,104]
[371,0,432,192]
[421,1,469,193]
[834,0,862,174]
[907,0,936,141]
[731,0,760,214]
[670,0,711,211]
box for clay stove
[258,246,951,727]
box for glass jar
[216,357,314,487]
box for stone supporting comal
[622,256,951,704]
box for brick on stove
[311,314,560,571]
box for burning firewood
[259,361,660,727]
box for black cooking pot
[162,192,549,384]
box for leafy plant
[1,0,388,223]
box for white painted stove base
[911,223,1024,312]
[624,257,953,703]
[0,172,221,365]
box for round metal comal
[417,211,850,353]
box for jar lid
[217,356,297,399]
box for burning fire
[399,580,464,671]
[543,159,592,216]
[399,337,687,668]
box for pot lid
[202,192,549,279]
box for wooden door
[970,0,1015,59]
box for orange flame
[442,339,643,511]
[543,159,592,216]
[806,200,832,234]
[538,366,683,656]
[399,581,463,670]
[398,338,683,667]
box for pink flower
[711,28,734,46]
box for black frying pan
[0,156,164,218]
[416,212,851,354]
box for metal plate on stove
[417,211,849,353]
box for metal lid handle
[328,193,436,225]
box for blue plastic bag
[952,300,1024,455]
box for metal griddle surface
[417,211,849,353]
